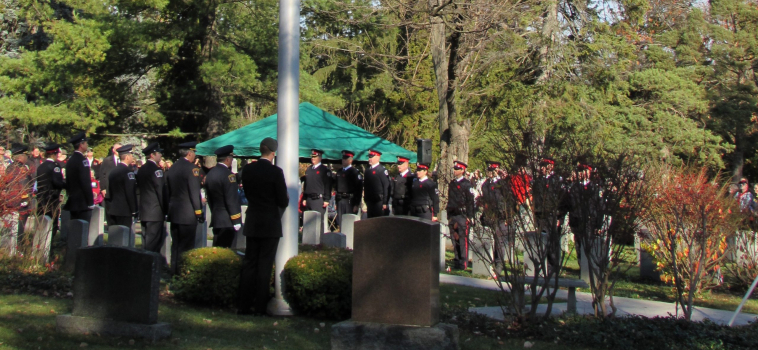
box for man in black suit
[391,156,415,216]
[36,143,66,238]
[137,142,168,253]
[238,137,288,315]
[106,145,138,227]
[204,145,242,248]
[363,149,390,218]
[332,150,362,228]
[98,142,122,223]
[166,141,204,275]
[63,132,94,223]
[301,149,331,216]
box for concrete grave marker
[88,206,105,246]
[63,219,89,272]
[320,232,346,248]
[341,214,359,249]
[332,216,458,350]
[579,236,612,284]
[32,216,54,263]
[471,235,494,276]
[302,211,321,245]
[109,225,135,247]
[56,246,171,341]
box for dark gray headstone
[109,225,134,247]
[63,220,89,272]
[320,232,346,248]
[72,246,161,324]
[353,217,440,326]
[302,211,321,245]
[60,210,71,241]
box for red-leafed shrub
[0,164,35,255]
[640,166,738,320]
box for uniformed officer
[447,161,476,270]
[7,144,34,240]
[63,132,94,223]
[407,163,439,220]
[363,149,390,218]
[532,157,565,233]
[204,145,243,248]
[301,149,332,220]
[166,141,204,275]
[137,142,168,253]
[107,145,138,227]
[479,161,504,226]
[391,156,415,216]
[333,150,362,228]
[36,143,66,238]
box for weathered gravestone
[0,212,19,255]
[341,214,359,249]
[302,211,321,245]
[579,237,612,284]
[31,216,54,263]
[331,216,459,350]
[63,220,89,272]
[321,232,346,248]
[471,234,494,276]
[56,246,171,341]
[109,225,135,248]
[88,206,105,246]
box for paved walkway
[440,274,758,326]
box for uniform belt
[448,208,465,216]
[337,193,352,199]
[413,205,430,213]
[307,193,323,200]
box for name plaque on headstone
[352,217,440,326]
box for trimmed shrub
[172,247,241,307]
[283,245,352,320]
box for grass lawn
[0,284,581,350]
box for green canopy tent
[196,102,417,163]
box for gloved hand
[233,224,241,231]
[197,215,205,223]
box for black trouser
[213,227,236,248]
[305,196,325,232]
[70,209,92,223]
[449,214,469,269]
[392,199,409,216]
[238,237,280,315]
[409,205,433,220]
[170,222,198,275]
[335,197,355,229]
[365,200,384,218]
[141,221,165,253]
[38,206,60,239]
[103,199,111,225]
[109,215,132,228]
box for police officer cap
[260,137,278,152]
[142,142,164,155]
[341,150,355,158]
[453,161,468,170]
[214,145,234,157]
[10,143,28,155]
[178,141,198,150]
[417,163,430,170]
[116,144,134,155]
[486,161,500,170]
[44,143,61,152]
[397,156,410,164]
[67,132,87,145]
[311,149,324,157]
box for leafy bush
[283,245,352,320]
[0,254,71,297]
[723,232,758,294]
[172,247,241,307]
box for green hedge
[283,246,352,320]
[171,247,242,307]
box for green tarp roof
[196,102,417,163]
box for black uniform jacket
[166,157,203,225]
[136,160,168,222]
[36,159,66,210]
[302,163,332,198]
[108,163,138,216]
[241,158,288,238]
[205,163,242,228]
[392,171,415,202]
[98,154,118,199]
[64,151,94,211]
[409,177,440,214]
[447,177,476,218]
[334,165,363,207]
[363,164,390,204]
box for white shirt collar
[343,165,352,170]
[371,163,379,169]
[456,176,465,182]
[313,162,321,169]
[46,158,56,162]
[419,176,428,182]
[400,169,409,177]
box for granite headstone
[352,216,440,326]
[341,214,359,249]
[88,206,105,246]
[109,225,135,247]
[321,232,347,248]
[302,210,321,245]
[63,219,89,272]
[32,216,53,263]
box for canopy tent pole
[267,0,300,316]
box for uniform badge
[228,174,236,183]
[192,168,200,177]
[54,167,60,173]
[128,172,135,180]
[435,189,440,195]
[155,170,163,178]
[469,188,475,194]
[384,170,389,176]
[83,160,90,167]
[358,175,363,180]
